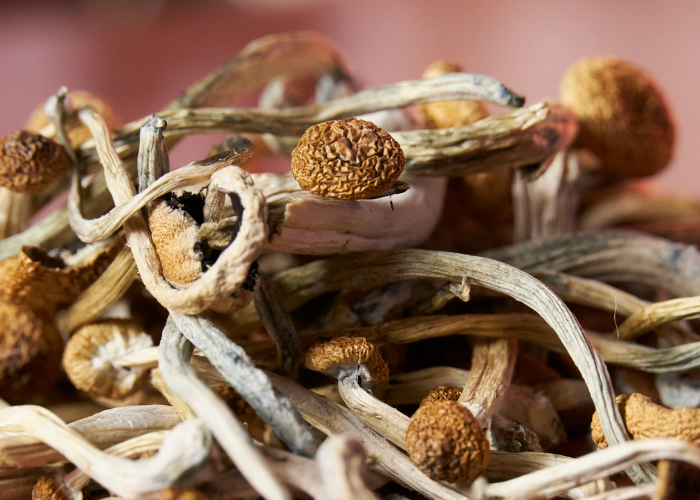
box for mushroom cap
[419,385,462,408]
[63,319,153,400]
[406,400,490,483]
[291,118,405,200]
[0,131,69,194]
[0,242,118,311]
[419,60,490,130]
[303,336,389,388]
[149,193,205,287]
[32,476,70,500]
[560,56,675,178]
[26,90,121,148]
[0,300,62,404]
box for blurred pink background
[0,0,697,193]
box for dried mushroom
[419,384,462,407]
[560,56,675,177]
[406,399,490,483]
[0,299,62,404]
[0,130,69,194]
[291,118,405,200]
[419,60,490,129]
[63,319,153,400]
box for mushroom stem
[0,188,31,240]
[137,115,169,194]
[158,317,291,500]
[316,435,380,500]
[44,87,78,165]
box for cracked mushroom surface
[560,56,675,178]
[304,336,389,389]
[0,130,69,194]
[406,399,490,484]
[419,384,462,408]
[291,118,405,200]
[63,319,153,401]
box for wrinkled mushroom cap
[26,90,121,148]
[419,385,462,408]
[0,300,62,404]
[0,131,68,194]
[420,60,490,130]
[560,56,675,177]
[303,336,389,389]
[406,400,490,483]
[291,118,405,200]
[32,476,71,500]
[63,319,153,400]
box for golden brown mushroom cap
[406,400,490,483]
[420,60,490,130]
[0,300,62,404]
[303,336,389,388]
[32,476,69,500]
[419,385,462,408]
[0,131,68,194]
[291,118,405,200]
[26,90,121,148]
[63,319,153,400]
[560,56,675,177]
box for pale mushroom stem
[137,115,169,194]
[316,435,381,500]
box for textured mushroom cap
[0,300,62,404]
[291,118,405,200]
[406,400,490,483]
[303,336,389,388]
[32,476,69,500]
[63,319,153,400]
[26,90,121,148]
[420,60,490,130]
[419,385,462,408]
[0,243,118,311]
[0,131,68,194]
[591,393,700,449]
[560,56,675,177]
[149,194,205,287]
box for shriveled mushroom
[406,400,490,483]
[0,299,62,404]
[560,56,675,178]
[62,319,153,401]
[291,118,405,200]
[419,385,462,407]
[591,393,700,448]
[0,131,69,194]
[303,336,408,448]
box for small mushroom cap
[419,385,462,408]
[560,56,675,178]
[26,90,121,148]
[63,319,153,400]
[149,193,205,287]
[32,476,70,500]
[0,300,62,404]
[303,336,389,388]
[291,118,405,200]
[406,400,490,483]
[0,131,69,194]
[419,60,490,130]
[591,393,700,449]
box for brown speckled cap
[406,400,490,483]
[420,60,490,130]
[0,300,62,404]
[291,118,405,200]
[419,385,462,408]
[0,131,68,194]
[303,336,389,388]
[560,56,675,178]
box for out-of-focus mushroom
[62,319,153,401]
[405,399,490,483]
[291,118,405,200]
[560,56,675,178]
[0,131,69,194]
[419,384,462,407]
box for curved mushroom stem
[316,435,380,500]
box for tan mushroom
[419,384,462,407]
[26,90,121,148]
[0,299,62,404]
[405,399,490,483]
[591,393,700,449]
[62,319,153,401]
[0,130,69,194]
[291,118,405,200]
[560,56,675,178]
